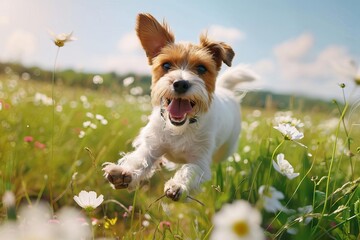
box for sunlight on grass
[0,66,359,239]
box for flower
[297,205,313,225]
[273,111,304,128]
[104,217,117,229]
[92,75,103,85]
[272,153,299,180]
[23,136,34,142]
[2,191,15,208]
[73,190,104,211]
[123,76,134,87]
[34,141,46,149]
[49,31,76,47]
[142,220,150,227]
[211,200,265,240]
[258,186,290,213]
[34,92,53,106]
[78,130,85,138]
[159,221,171,230]
[0,204,91,240]
[274,123,304,141]
[286,205,313,235]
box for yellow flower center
[232,220,249,236]
[355,76,360,85]
[54,40,65,47]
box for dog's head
[136,13,234,128]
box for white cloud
[207,25,245,44]
[99,31,148,74]
[253,33,356,99]
[103,54,150,74]
[117,31,142,53]
[2,30,37,62]
[274,33,313,61]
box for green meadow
[0,64,359,239]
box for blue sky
[0,0,359,99]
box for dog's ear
[200,34,235,69]
[136,13,175,65]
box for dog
[103,13,256,201]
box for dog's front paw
[102,163,132,189]
[164,183,187,201]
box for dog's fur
[103,13,256,201]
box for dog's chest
[159,132,199,164]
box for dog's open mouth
[166,98,195,126]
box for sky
[0,0,360,100]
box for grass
[0,70,359,239]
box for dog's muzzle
[160,97,198,126]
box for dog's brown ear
[136,13,175,65]
[200,34,235,69]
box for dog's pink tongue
[168,99,192,118]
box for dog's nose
[173,80,190,94]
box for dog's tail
[216,64,258,91]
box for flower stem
[49,46,60,207]
[266,139,285,185]
[312,100,349,235]
[130,189,138,238]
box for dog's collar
[160,108,198,124]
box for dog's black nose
[173,80,190,94]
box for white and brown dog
[103,13,256,201]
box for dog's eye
[197,65,207,75]
[162,62,172,71]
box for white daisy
[272,153,299,180]
[73,190,104,211]
[258,186,290,214]
[274,123,304,141]
[49,31,76,47]
[123,76,135,87]
[273,111,304,128]
[2,191,15,208]
[211,200,265,240]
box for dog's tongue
[168,99,192,118]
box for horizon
[0,0,359,100]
